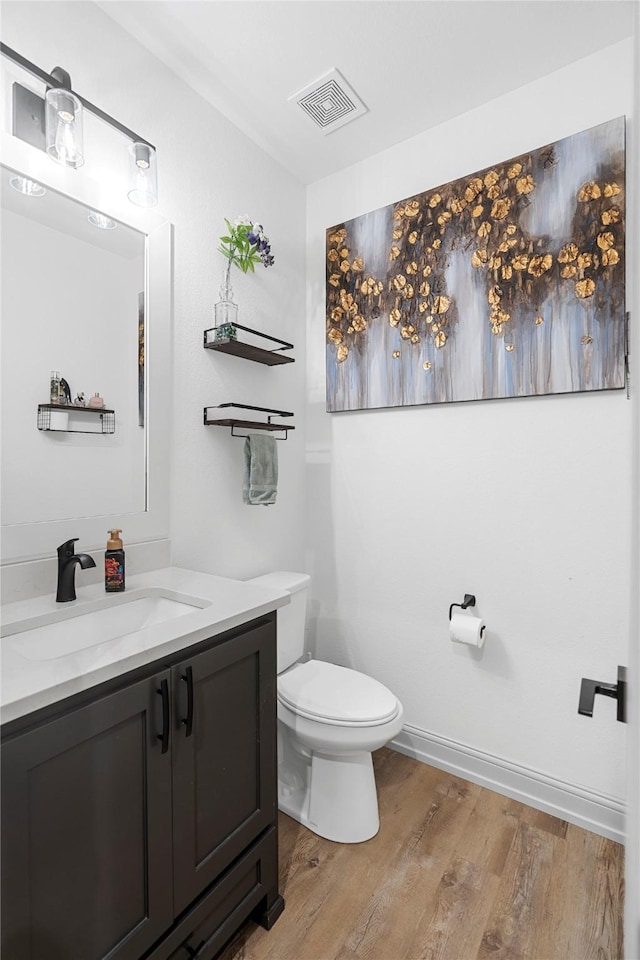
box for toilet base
[278,725,380,843]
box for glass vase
[214,268,238,340]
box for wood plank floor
[219,748,624,960]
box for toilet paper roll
[450,611,485,649]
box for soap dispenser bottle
[105,529,125,592]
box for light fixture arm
[49,66,72,91]
[0,42,155,151]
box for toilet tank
[247,571,310,673]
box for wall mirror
[1,163,146,524]
[0,134,171,564]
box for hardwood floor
[220,748,624,960]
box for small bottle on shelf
[58,378,72,405]
[50,370,60,403]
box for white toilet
[249,572,404,843]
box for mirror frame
[1,133,172,563]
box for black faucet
[56,538,97,602]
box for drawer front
[147,828,278,960]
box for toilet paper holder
[449,594,477,620]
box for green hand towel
[243,434,278,505]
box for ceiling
[99,0,635,184]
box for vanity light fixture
[1,42,158,207]
[88,211,117,230]
[9,175,46,197]
[45,69,84,169]
[128,142,158,208]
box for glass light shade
[88,211,117,230]
[45,88,84,168]
[9,176,46,197]
[128,142,158,207]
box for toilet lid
[278,660,399,725]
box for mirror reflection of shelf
[37,403,116,435]
[203,403,295,439]
[203,323,294,366]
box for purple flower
[221,216,275,272]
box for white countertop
[0,567,290,726]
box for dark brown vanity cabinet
[1,614,283,960]
[2,671,174,960]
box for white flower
[234,214,252,226]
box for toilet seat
[278,660,400,726]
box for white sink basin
[3,589,210,661]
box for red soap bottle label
[105,552,125,592]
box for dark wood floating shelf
[204,403,295,439]
[207,418,296,432]
[203,324,294,366]
[37,403,115,435]
[38,403,114,413]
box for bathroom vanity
[0,568,289,960]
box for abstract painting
[325,117,625,412]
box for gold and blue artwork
[325,117,625,412]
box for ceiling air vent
[289,68,367,135]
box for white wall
[306,40,634,822]
[1,1,307,582]
[625,8,640,953]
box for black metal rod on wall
[0,42,155,150]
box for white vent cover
[288,68,367,135]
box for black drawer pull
[181,666,194,738]
[156,679,170,754]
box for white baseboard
[391,723,625,844]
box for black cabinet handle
[578,665,626,722]
[181,666,194,738]
[156,679,170,753]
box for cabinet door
[171,619,277,913]
[1,672,174,960]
